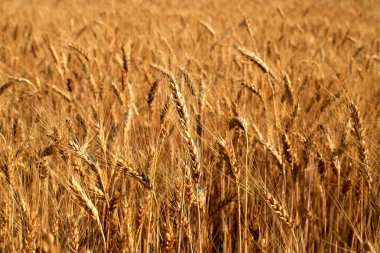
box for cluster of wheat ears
[0,0,380,252]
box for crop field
[0,0,380,252]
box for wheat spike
[236,46,278,81]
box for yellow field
[1,0,380,252]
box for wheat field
[0,0,380,252]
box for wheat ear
[69,177,106,248]
[151,64,201,183]
[236,46,278,81]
